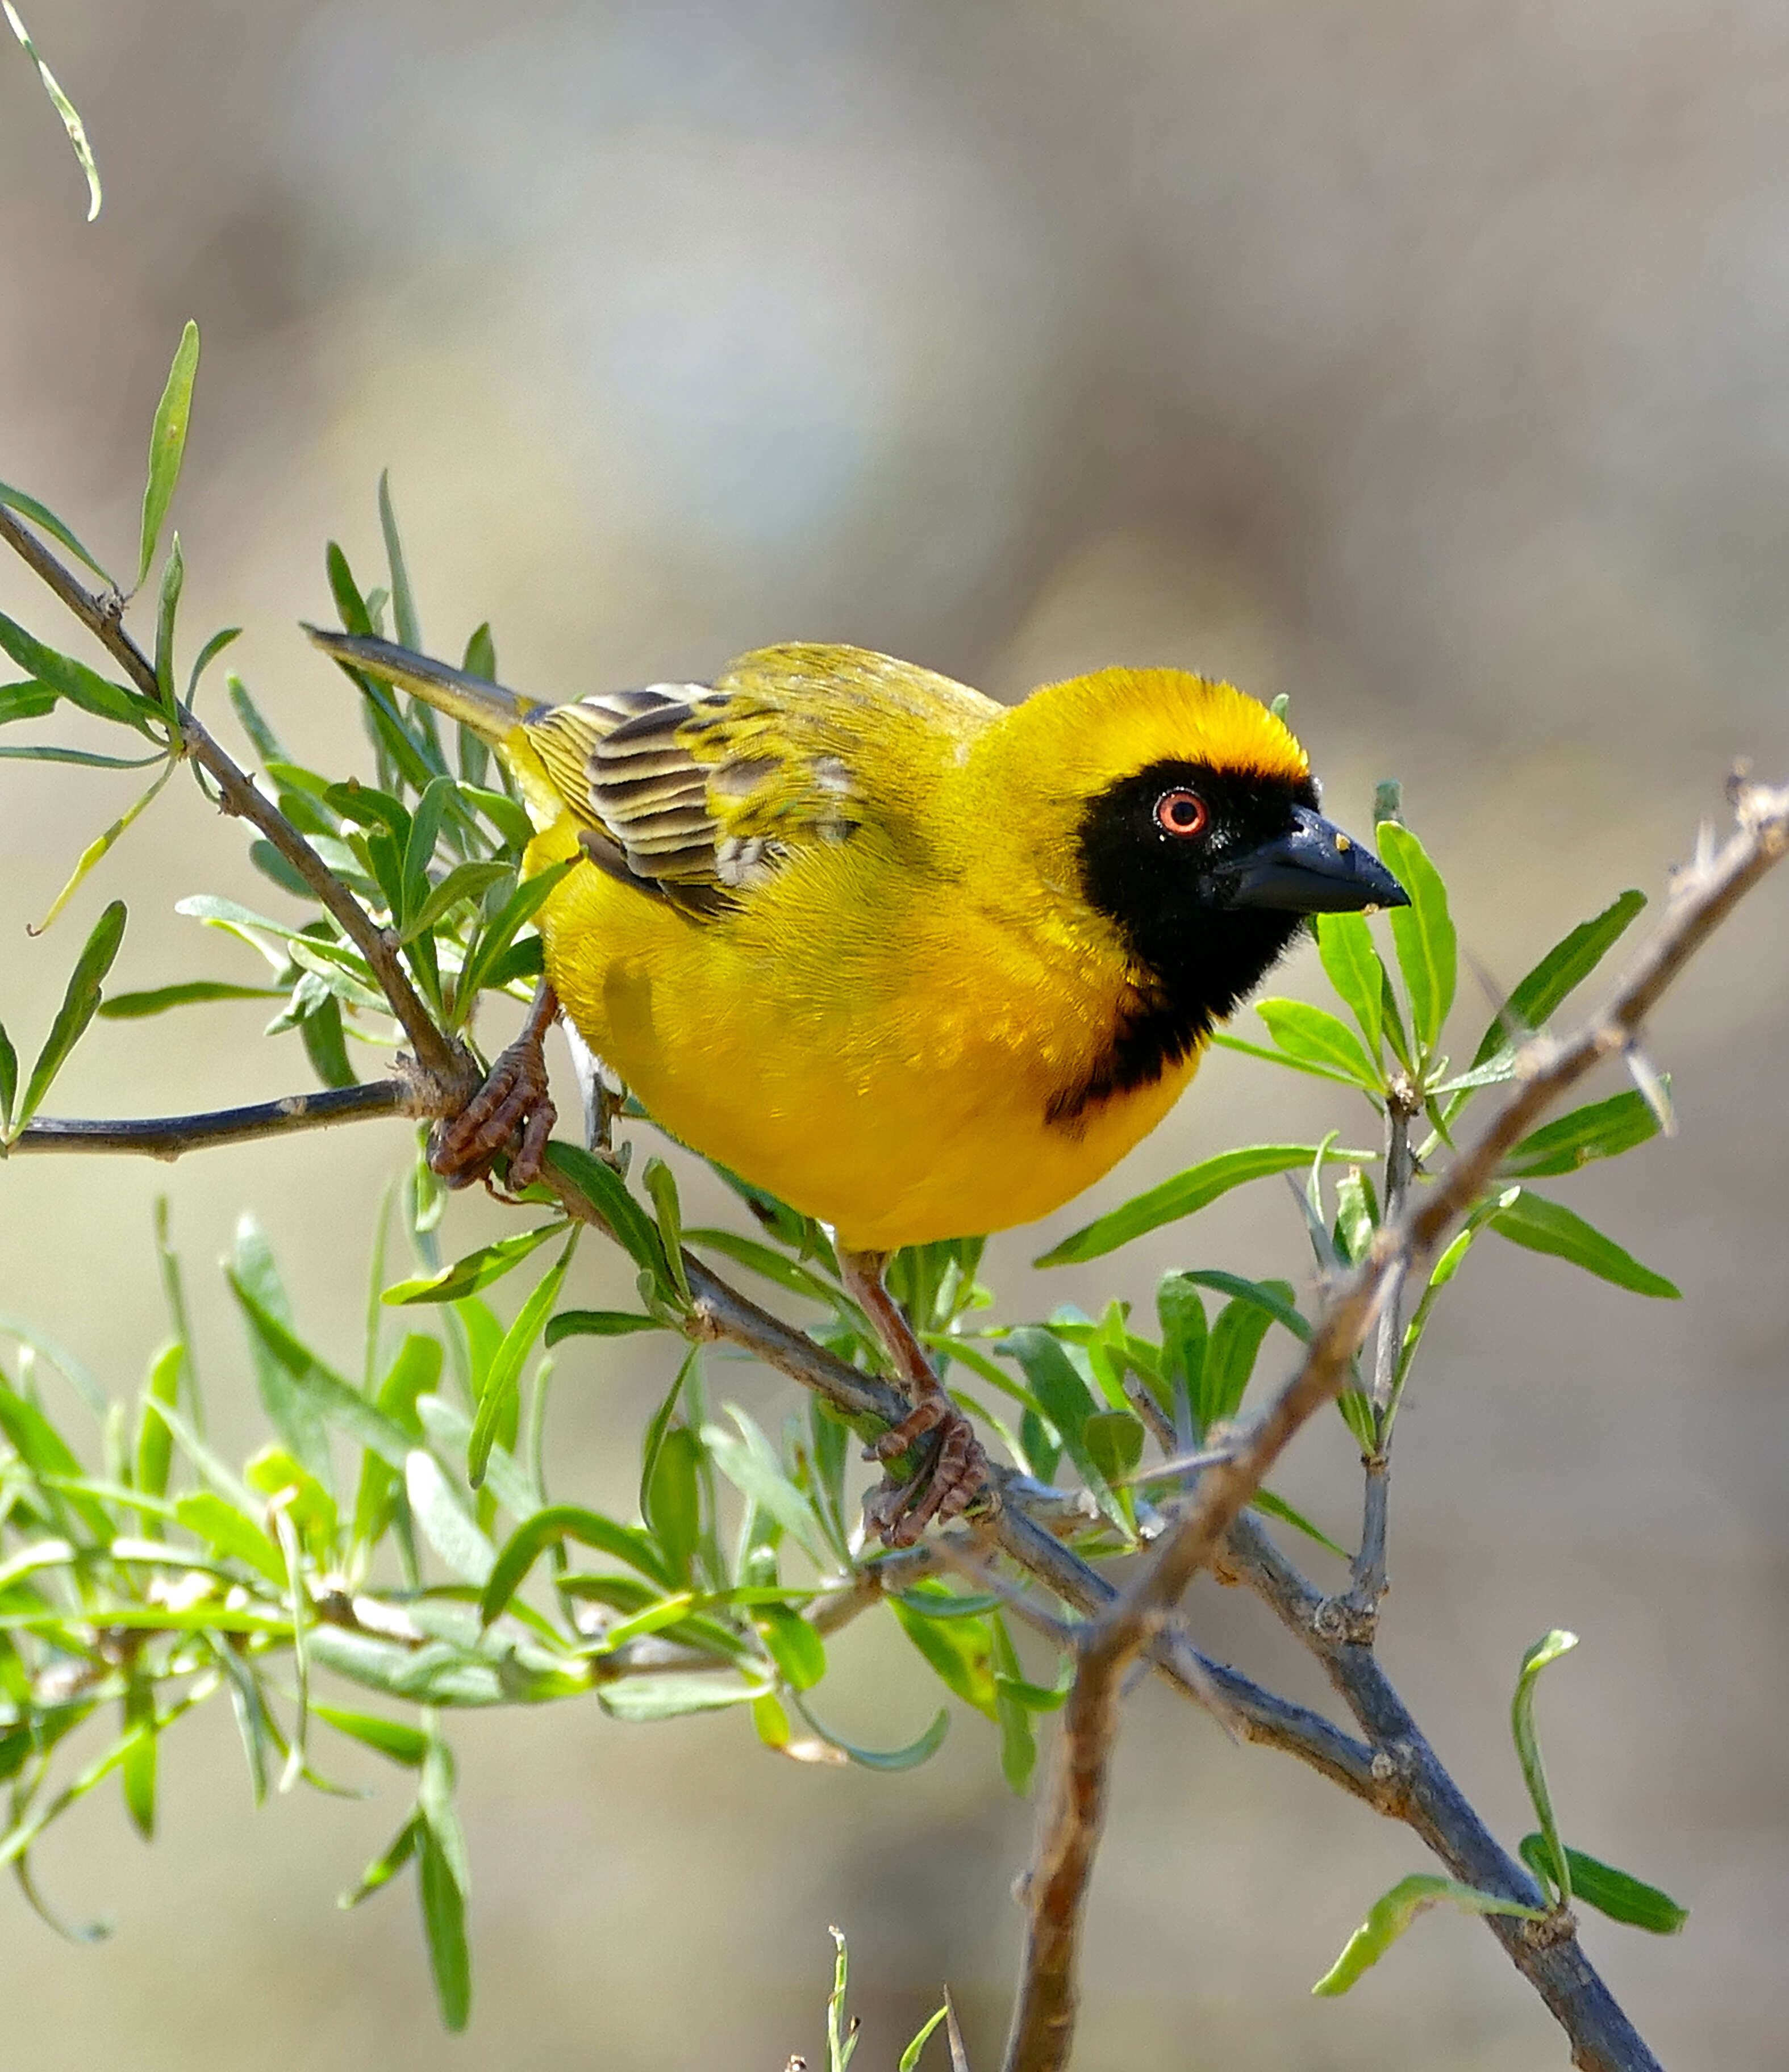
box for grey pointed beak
[1220,805,1409,914]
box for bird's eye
[1154,789,1208,839]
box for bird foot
[862,1392,993,1548]
[429,988,559,1191]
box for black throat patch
[1049,759,1320,1126]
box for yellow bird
[308,632,1405,1538]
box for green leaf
[16,899,126,1127]
[187,625,241,699]
[418,1823,472,2033]
[756,1602,826,1690]
[398,860,510,943]
[1199,1281,1295,1431]
[999,1327,1127,1536]
[1316,909,1386,1062]
[174,1491,286,1589]
[545,1142,672,1294]
[451,860,572,1013]
[30,758,175,937]
[643,1157,693,1305]
[1491,1190,1679,1299]
[899,2006,950,2072]
[2,3,102,222]
[467,1236,577,1489]
[1376,821,1455,1054]
[789,1692,950,1771]
[0,612,157,735]
[1082,1409,1145,1487]
[1248,1489,1349,1561]
[153,531,184,711]
[889,1584,998,1720]
[1512,1628,1579,1903]
[97,980,282,1020]
[377,470,422,650]
[338,1814,420,1908]
[311,1702,428,1768]
[383,1222,564,1305]
[1471,889,1646,1070]
[702,1406,831,1569]
[133,1339,182,1503]
[1311,1874,1543,1995]
[1502,1089,1664,1179]
[137,321,199,591]
[1254,999,1382,1088]
[0,1014,16,1130]
[544,1309,666,1344]
[0,481,111,582]
[405,1451,495,1586]
[0,680,57,726]
[1155,1273,1207,1427]
[683,1227,842,1307]
[1035,1143,1374,1266]
[597,1676,768,1722]
[1515,1836,1687,1934]
[482,1505,673,1626]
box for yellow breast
[526,813,1199,1254]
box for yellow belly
[529,829,1198,1252]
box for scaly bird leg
[839,1248,994,1548]
[431,983,560,1191]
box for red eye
[1154,789,1208,838]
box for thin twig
[0,504,475,1102]
[999,777,1789,2072]
[1350,1083,1418,1612]
[7,1081,414,1159]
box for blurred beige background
[3,2,1788,2066]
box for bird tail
[305,628,548,747]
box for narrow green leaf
[31,759,175,935]
[702,1406,831,1569]
[417,1825,472,2032]
[1512,1628,1579,1902]
[18,898,126,1126]
[598,1676,769,1722]
[153,531,184,711]
[3,3,102,221]
[404,1451,495,1586]
[0,1014,16,1130]
[1248,1489,1349,1561]
[1082,1409,1145,1487]
[1515,1836,1687,1934]
[1502,1089,1663,1179]
[1376,821,1455,1054]
[457,625,494,787]
[174,1491,286,1589]
[889,1586,998,1720]
[999,1327,1129,1536]
[187,625,241,699]
[645,1424,703,1586]
[1471,890,1646,1070]
[377,470,422,650]
[1254,999,1382,1088]
[311,1702,428,1768]
[0,481,110,580]
[1491,1190,1680,1299]
[467,1236,577,1489]
[225,1227,326,1485]
[0,612,157,734]
[137,321,199,590]
[0,680,57,726]
[1199,1282,1294,1431]
[133,1339,182,1503]
[1035,1142,1374,1267]
[683,1227,843,1307]
[482,1505,672,1626]
[97,980,282,1020]
[383,1222,563,1305]
[545,1142,672,1292]
[789,1692,950,1771]
[228,674,286,763]
[1316,909,1386,1061]
[756,1602,826,1691]
[643,1157,692,1304]
[119,1676,157,1839]
[338,1814,420,1908]
[899,2006,950,2072]
[544,1309,666,1344]
[1312,1874,1543,1995]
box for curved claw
[429,987,560,1189]
[862,1404,992,1548]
